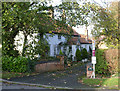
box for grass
[2,71,39,79]
[82,77,119,89]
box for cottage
[43,28,92,60]
[14,25,92,61]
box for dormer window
[58,35,61,39]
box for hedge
[2,56,34,73]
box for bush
[81,48,88,59]
[59,50,63,55]
[95,49,111,76]
[76,48,82,61]
[2,56,33,73]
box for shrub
[2,56,33,73]
[81,48,88,59]
[59,50,63,55]
[104,49,118,74]
[95,49,111,76]
[76,48,82,61]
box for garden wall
[35,56,64,73]
[35,62,64,73]
[104,49,119,74]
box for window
[58,35,61,39]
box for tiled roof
[43,17,92,44]
[67,37,80,45]
[80,37,92,44]
[68,35,92,45]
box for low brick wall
[35,56,64,73]
[35,62,64,73]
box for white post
[91,40,96,78]
[93,64,95,78]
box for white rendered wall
[44,33,67,56]
[72,45,77,60]
[81,44,92,52]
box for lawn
[82,77,119,89]
[2,71,39,80]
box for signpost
[91,40,96,78]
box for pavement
[1,62,119,91]
[2,82,46,89]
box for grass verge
[82,77,119,89]
[2,71,39,80]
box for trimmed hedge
[59,50,63,55]
[81,48,88,59]
[2,56,33,73]
[76,48,82,61]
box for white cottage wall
[81,44,92,52]
[72,45,77,61]
[45,33,67,56]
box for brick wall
[35,56,64,73]
[35,62,64,73]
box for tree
[81,48,88,59]
[2,2,56,57]
[2,1,95,58]
[55,1,90,28]
[75,48,82,61]
[89,1,119,48]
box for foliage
[104,49,118,74]
[24,36,50,60]
[81,48,88,59]
[56,1,90,27]
[59,50,63,55]
[89,1,119,48]
[2,2,79,58]
[2,56,34,73]
[75,48,82,61]
[95,49,111,76]
[2,1,97,59]
[2,2,36,56]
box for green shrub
[95,49,111,76]
[2,56,33,73]
[76,48,82,61]
[59,50,63,55]
[81,48,88,59]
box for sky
[49,0,116,37]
